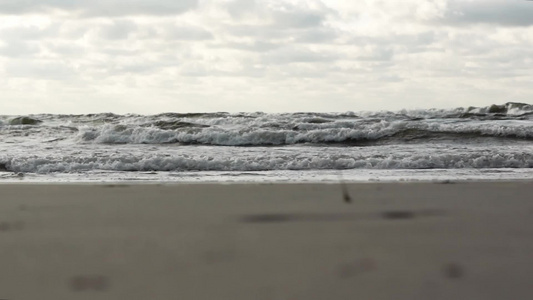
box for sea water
[1,102,532,183]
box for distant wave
[1,102,532,146]
[1,102,531,146]
[1,101,532,123]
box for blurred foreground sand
[0,181,532,299]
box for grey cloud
[162,25,213,41]
[180,64,265,78]
[392,32,437,48]
[293,28,339,44]
[56,25,90,40]
[210,0,338,49]
[98,47,140,57]
[45,43,86,56]
[225,0,258,19]
[0,24,60,41]
[444,32,501,55]
[226,24,287,39]
[98,20,138,40]
[357,47,394,62]
[0,40,40,57]
[223,0,331,29]
[444,0,533,26]
[346,32,439,58]
[271,9,324,29]
[108,62,171,74]
[212,41,281,53]
[180,63,208,77]
[262,47,339,64]
[226,24,336,45]
[80,0,198,17]
[270,64,330,78]
[349,32,437,48]
[0,0,198,16]
[95,21,214,41]
[490,49,533,67]
[269,1,334,29]
[376,75,404,83]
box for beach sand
[0,181,532,299]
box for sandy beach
[0,181,532,299]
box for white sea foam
[2,144,532,174]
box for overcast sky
[1,0,532,114]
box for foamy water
[1,102,532,182]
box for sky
[0,0,532,114]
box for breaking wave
[68,102,533,146]
[2,145,532,173]
[75,118,533,146]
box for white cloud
[0,0,532,114]
[5,60,75,79]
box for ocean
[1,102,532,183]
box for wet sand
[0,181,532,299]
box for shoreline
[3,167,533,185]
[1,177,533,185]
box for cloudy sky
[0,0,532,114]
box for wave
[75,120,533,146]
[2,148,532,173]
[1,102,532,124]
[464,102,533,115]
[1,102,532,146]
